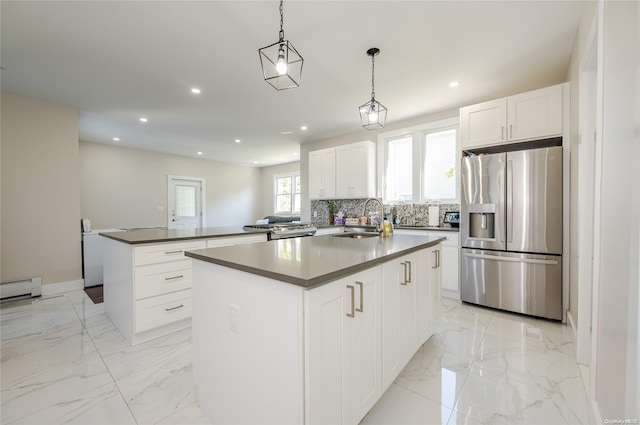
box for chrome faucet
[362,198,385,233]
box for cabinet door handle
[164,250,183,254]
[432,250,438,269]
[400,262,408,285]
[164,275,184,280]
[346,285,355,318]
[406,261,412,283]
[437,250,441,268]
[501,126,505,140]
[510,124,513,139]
[356,281,364,312]
[165,304,184,311]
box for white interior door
[168,176,205,229]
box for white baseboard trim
[41,279,84,297]
[590,398,602,425]
[441,289,460,300]
[567,310,577,336]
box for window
[423,128,457,201]
[385,136,413,202]
[380,117,459,203]
[274,174,300,214]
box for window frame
[273,172,301,214]
[378,117,460,204]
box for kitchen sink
[333,232,381,239]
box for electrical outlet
[157,206,165,212]
[229,304,239,334]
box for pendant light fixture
[258,0,304,91]
[359,47,387,130]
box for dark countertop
[185,233,445,289]
[99,226,269,245]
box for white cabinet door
[381,253,418,390]
[335,141,375,198]
[416,249,432,344]
[349,268,382,425]
[305,267,381,425]
[429,245,442,337]
[460,98,507,149]
[507,84,562,142]
[335,145,352,198]
[309,148,336,199]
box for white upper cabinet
[309,147,336,199]
[311,141,375,200]
[460,98,507,148]
[336,141,376,198]
[461,84,563,149]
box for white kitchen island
[185,233,444,425]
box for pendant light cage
[359,47,387,130]
[258,0,304,91]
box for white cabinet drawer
[134,240,206,266]
[206,234,267,248]
[135,259,193,300]
[135,289,192,333]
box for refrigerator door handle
[506,159,513,243]
[463,252,559,266]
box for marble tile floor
[1,291,593,425]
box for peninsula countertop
[99,226,269,245]
[185,233,445,288]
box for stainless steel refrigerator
[460,146,563,320]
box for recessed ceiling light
[253,161,258,164]
[191,88,201,94]
[197,151,203,155]
[139,117,148,123]
[281,131,294,135]
[300,126,307,131]
[113,137,120,141]
[293,152,298,156]
[234,139,241,143]
[449,81,460,88]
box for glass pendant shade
[259,39,304,90]
[359,98,387,130]
[258,0,303,91]
[359,47,387,130]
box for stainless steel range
[243,223,317,240]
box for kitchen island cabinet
[100,227,268,345]
[186,234,444,425]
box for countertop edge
[100,228,269,244]
[185,236,446,289]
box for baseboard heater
[0,277,42,302]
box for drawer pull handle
[164,250,183,254]
[165,275,184,281]
[356,281,364,313]
[346,285,355,318]
[165,304,184,312]
[406,261,412,283]
[400,262,408,285]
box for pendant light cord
[371,53,376,100]
[279,0,285,42]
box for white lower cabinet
[305,267,381,425]
[105,234,267,345]
[381,252,419,390]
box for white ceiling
[1,1,585,167]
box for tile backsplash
[310,199,459,228]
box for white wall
[593,0,639,419]
[260,161,300,218]
[566,0,640,420]
[1,91,82,286]
[80,141,263,229]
